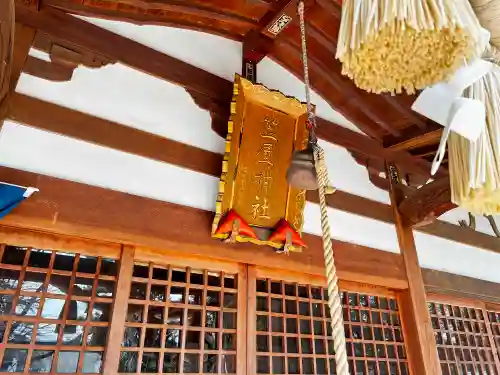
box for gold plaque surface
[212,75,309,251]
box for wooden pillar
[103,245,135,375]
[0,0,15,114]
[0,18,36,125]
[386,163,441,375]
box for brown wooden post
[103,245,135,375]
[0,0,15,118]
[0,15,36,126]
[386,163,442,375]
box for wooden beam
[15,5,233,104]
[8,93,500,254]
[423,269,500,306]
[8,93,222,176]
[14,5,442,180]
[387,164,441,375]
[398,178,457,227]
[24,55,74,81]
[389,129,442,152]
[0,166,408,289]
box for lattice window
[488,311,500,369]
[119,262,238,374]
[428,301,498,375]
[254,278,408,375]
[0,245,118,374]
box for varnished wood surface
[387,165,441,375]
[0,166,408,289]
[8,93,500,254]
[399,178,457,227]
[0,0,15,111]
[16,0,433,143]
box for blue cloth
[0,183,36,219]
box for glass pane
[100,259,117,276]
[73,278,94,297]
[87,326,108,346]
[203,354,217,374]
[36,323,60,346]
[41,298,66,319]
[2,247,26,265]
[205,332,218,350]
[144,328,162,348]
[123,327,141,347]
[0,295,12,315]
[148,306,164,324]
[15,296,39,317]
[28,250,51,268]
[56,351,79,373]
[166,329,182,349]
[21,272,45,292]
[150,285,165,302]
[0,269,20,290]
[8,322,33,344]
[119,352,138,373]
[1,349,28,372]
[82,352,103,374]
[48,275,71,295]
[184,354,199,373]
[163,353,179,374]
[77,256,98,274]
[127,304,143,323]
[141,353,159,373]
[153,267,168,281]
[53,252,75,271]
[29,350,54,373]
[92,303,111,322]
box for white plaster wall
[6,17,500,285]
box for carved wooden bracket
[398,178,457,227]
[24,32,116,82]
[185,89,230,139]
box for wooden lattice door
[0,244,119,374]
[428,295,500,375]
[117,252,246,375]
[247,267,410,375]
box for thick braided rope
[297,1,349,373]
[313,145,349,375]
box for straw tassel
[449,60,500,215]
[336,0,484,94]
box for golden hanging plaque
[212,75,310,252]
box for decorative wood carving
[212,76,309,252]
[398,178,457,228]
[32,32,116,76]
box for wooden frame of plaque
[212,75,310,252]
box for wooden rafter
[26,0,434,141]
[7,94,500,254]
[14,6,441,179]
[15,5,233,104]
[389,129,443,152]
